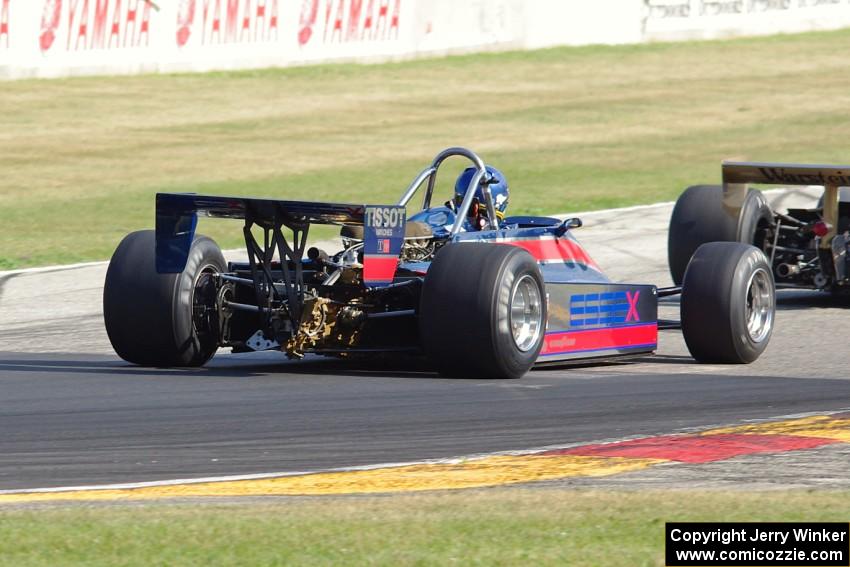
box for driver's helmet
[453,166,509,224]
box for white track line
[0,260,109,277]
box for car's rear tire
[738,188,774,251]
[680,242,775,364]
[103,230,226,367]
[419,244,546,379]
[668,185,772,285]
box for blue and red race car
[104,147,776,378]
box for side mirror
[555,217,582,237]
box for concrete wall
[1,0,849,79]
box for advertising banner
[2,0,850,79]
[643,0,850,40]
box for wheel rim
[510,274,543,352]
[745,267,773,343]
[192,264,219,342]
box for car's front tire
[419,243,546,379]
[103,230,225,367]
[680,242,775,363]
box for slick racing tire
[668,185,772,285]
[680,242,775,364]
[419,244,546,379]
[737,188,773,251]
[103,230,226,367]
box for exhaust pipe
[776,263,801,278]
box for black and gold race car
[670,161,850,295]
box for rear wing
[155,193,403,277]
[156,192,368,227]
[722,162,850,187]
[722,161,850,249]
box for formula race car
[104,148,776,379]
[669,161,850,294]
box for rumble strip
[1,414,848,503]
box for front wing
[537,282,658,363]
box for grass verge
[2,29,850,268]
[1,489,848,566]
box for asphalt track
[1,188,849,491]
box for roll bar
[396,147,499,235]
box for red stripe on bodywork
[502,238,601,270]
[363,255,398,282]
[541,324,657,355]
[542,433,836,463]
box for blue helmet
[454,165,509,221]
